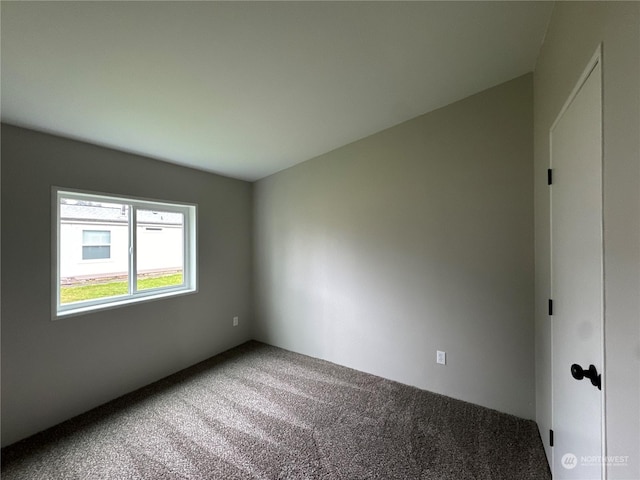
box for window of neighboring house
[54,188,197,318]
[82,230,111,260]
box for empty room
[1,2,638,479]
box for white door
[550,53,604,480]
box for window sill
[54,287,198,320]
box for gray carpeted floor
[1,341,550,479]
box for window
[54,188,197,318]
[82,230,111,260]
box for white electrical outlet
[437,350,446,365]
[233,316,239,327]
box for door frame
[549,44,606,479]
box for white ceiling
[1,1,553,181]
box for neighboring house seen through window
[54,188,197,318]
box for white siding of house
[60,223,129,279]
[136,224,183,274]
[60,222,183,280]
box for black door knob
[570,364,601,390]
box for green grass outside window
[61,273,183,304]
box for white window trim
[52,187,198,319]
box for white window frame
[53,188,197,319]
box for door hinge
[548,299,553,316]
[547,168,553,185]
[550,429,554,447]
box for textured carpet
[1,341,550,479]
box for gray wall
[254,75,535,419]
[0,124,253,447]
[533,3,640,478]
